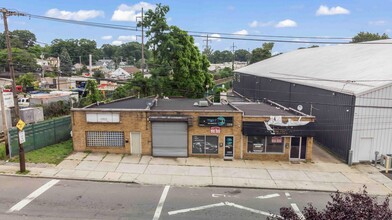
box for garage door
[152,122,188,157]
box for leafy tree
[16,73,36,89]
[112,85,130,100]
[351,32,389,43]
[141,4,213,98]
[269,187,391,220]
[101,44,118,60]
[93,69,105,78]
[59,48,73,76]
[80,80,103,106]
[10,30,37,49]
[0,32,5,49]
[250,42,274,64]
[129,72,152,97]
[0,48,38,72]
[235,49,251,62]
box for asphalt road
[0,175,357,220]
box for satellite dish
[297,105,303,111]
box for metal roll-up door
[152,122,188,157]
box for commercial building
[233,39,392,163]
[71,96,315,161]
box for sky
[1,0,392,53]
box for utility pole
[203,34,212,54]
[230,42,237,70]
[79,56,82,65]
[1,8,26,172]
[141,7,145,74]
[57,57,61,90]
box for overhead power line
[7,9,391,45]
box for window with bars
[86,131,124,147]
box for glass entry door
[290,137,301,160]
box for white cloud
[316,5,350,16]
[369,20,386,26]
[249,20,274,28]
[118,35,137,41]
[233,29,248,35]
[275,19,297,28]
[386,29,392,33]
[45,8,104,21]
[101,35,113,40]
[111,40,123,46]
[210,34,221,42]
[111,2,155,22]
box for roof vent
[193,102,199,106]
[199,101,209,107]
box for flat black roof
[88,97,236,111]
[89,98,152,109]
[232,102,295,116]
[151,98,236,111]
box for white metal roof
[236,39,392,95]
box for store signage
[210,127,221,134]
[198,116,233,127]
[224,136,234,158]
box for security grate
[86,131,124,147]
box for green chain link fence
[8,116,72,157]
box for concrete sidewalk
[1,152,392,196]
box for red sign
[271,136,282,143]
[210,127,221,134]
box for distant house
[110,66,140,80]
[96,59,115,70]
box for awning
[242,122,315,136]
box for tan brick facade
[72,109,314,161]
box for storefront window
[247,136,266,153]
[266,136,284,153]
[192,135,218,154]
[247,136,284,153]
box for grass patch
[16,170,30,175]
[0,142,6,160]
[10,139,73,165]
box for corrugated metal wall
[234,73,356,161]
[351,84,392,162]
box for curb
[2,173,391,196]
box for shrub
[268,187,392,220]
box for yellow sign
[16,119,26,131]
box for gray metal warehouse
[233,39,392,163]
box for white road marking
[152,185,170,220]
[291,203,305,220]
[168,202,226,215]
[256,193,280,199]
[168,201,282,218]
[285,192,292,199]
[212,194,226,198]
[7,179,60,213]
[225,202,282,218]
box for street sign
[210,127,221,134]
[16,119,26,131]
[3,92,14,108]
[19,130,26,144]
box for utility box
[20,107,44,124]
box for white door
[131,132,141,155]
[358,137,373,161]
